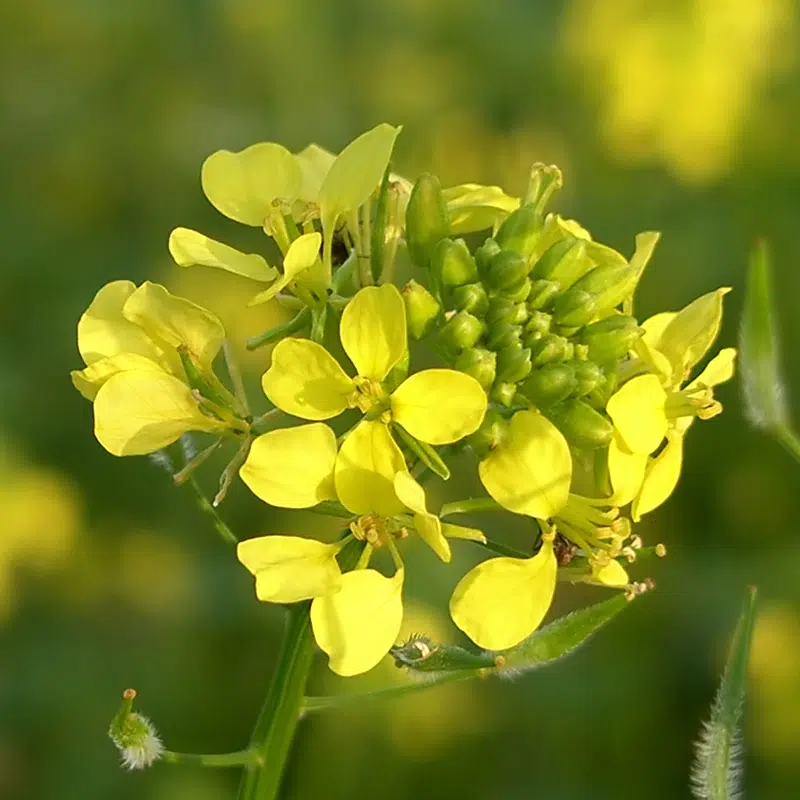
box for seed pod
[520,363,577,407]
[494,204,544,262]
[486,322,522,351]
[531,333,568,366]
[527,279,561,310]
[452,282,489,316]
[467,408,509,458]
[475,238,502,275]
[489,381,517,407]
[486,250,529,292]
[402,279,441,340]
[432,237,479,288]
[548,400,614,450]
[531,237,591,290]
[569,360,605,397]
[438,310,485,353]
[487,297,528,327]
[406,173,449,268]
[496,343,533,384]
[455,347,496,389]
[579,315,643,363]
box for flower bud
[551,288,597,328]
[548,400,614,450]
[402,279,441,340]
[486,321,522,351]
[579,315,643,363]
[438,310,485,353]
[570,263,638,320]
[109,689,164,771]
[487,297,528,326]
[531,237,591,290]
[406,173,450,268]
[489,381,517,407]
[496,343,533,384]
[502,277,533,304]
[467,408,509,458]
[531,333,568,366]
[432,237,479,288]
[521,363,577,407]
[455,347,496,389]
[486,250,529,292]
[452,282,489,316]
[494,204,544,261]
[524,310,552,337]
[527,279,561,310]
[569,359,605,397]
[475,238,502,275]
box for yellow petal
[393,471,450,562]
[334,420,406,516]
[479,411,571,519]
[201,142,302,226]
[632,430,684,521]
[441,523,486,543]
[237,535,341,603]
[248,232,322,306]
[310,567,405,676]
[77,280,164,366]
[93,370,224,456]
[391,369,486,445]
[295,143,336,203]
[686,347,737,391]
[607,375,668,454]
[592,559,629,588]
[449,539,557,650]
[262,338,354,420]
[340,284,407,381]
[122,282,225,370]
[641,312,677,351]
[168,227,276,282]
[607,432,648,507]
[443,182,520,234]
[71,353,163,401]
[240,424,337,509]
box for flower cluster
[71,124,734,676]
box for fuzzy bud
[108,689,164,771]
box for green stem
[237,603,317,800]
[247,308,311,351]
[482,537,530,559]
[187,476,238,546]
[439,497,504,517]
[774,424,800,465]
[162,749,261,768]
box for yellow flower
[259,283,487,515]
[607,288,736,519]
[70,281,242,456]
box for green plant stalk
[237,603,317,800]
[162,749,261,768]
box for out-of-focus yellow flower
[70,280,243,456]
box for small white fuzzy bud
[108,689,164,770]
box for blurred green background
[2,0,800,798]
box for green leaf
[691,586,758,800]
[319,124,401,245]
[740,241,789,433]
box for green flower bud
[467,408,509,458]
[406,173,449,268]
[496,343,533,384]
[523,329,544,349]
[494,204,544,261]
[527,279,561,310]
[487,297,528,326]
[489,381,517,407]
[520,363,577,407]
[551,288,597,328]
[455,347,496,389]
[402,279,441,340]
[531,237,591,290]
[486,250,529,292]
[451,282,489,316]
[547,400,614,450]
[579,315,643,363]
[524,310,552,337]
[432,237,479,288]
[438,310,485,353]
[569,359,604,397]
[486,322,522,351]
[475,238,502,275]
[501,277,533,304]
[569,263,638,319]
[531,333,568,366]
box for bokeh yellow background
[2,1,800,797]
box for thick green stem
[162,749,261,768]
[237,604,316,800]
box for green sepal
[579,315,643,363]
[390,635,497,672]
[486,250,529,292]
[501,277,533,304]
[405,173,450,268]
[496,343,532,384]
[531,237,591,290]
[391,422,451,480]
[475,238,502,275]
[547,399,613,450]
[178,347,234,412]
[466,408,509,457]
[527,278,561,310]
[331,250,359,296]
[433,238,479,288]
[551,288,597,328]
[520,363,577,408]
[494,204,544,262]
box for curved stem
[247,308,311,351]
[439,497,504,517]
[237,604,316,800]
[162,749,261,768]
[186,476,238,546]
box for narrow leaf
[691,586,758,800]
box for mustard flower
[607,288,736,519]
[70,281,244,456]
